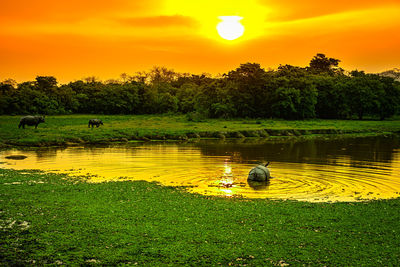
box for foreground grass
[1,169,399,266]
[1,114,400,147]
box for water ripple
[2,138,400,202]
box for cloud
[259,0,400,21]
[117,15,198,28]
[261,5,400,39]
[0,0,160,23]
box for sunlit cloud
[260,0,400,21]
[0,0,159,23]
[117,15,198,28]
[264,6,400,37]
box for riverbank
[1,168,399,265]
[1,114,400,147]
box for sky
[1,0,400,83]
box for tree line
[1,54,400,120]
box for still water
[2,136,400,202]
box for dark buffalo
[88,119,103,128]
[18,115,45,129]
[248,162,271,182]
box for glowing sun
[216,16,245,40]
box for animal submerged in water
[18,115,45,129]
[88,119,104,128]
[247,162,271,182]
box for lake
[2,136,400,202]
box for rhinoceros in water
[88,119,103,128]
[18,115,45,129]
[248,162,271,182]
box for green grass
[1,168,399,266]
[1,114,400,146]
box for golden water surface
[2,137,400,202]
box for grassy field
[1,168,399,266]
[1,114,400,147]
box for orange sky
[1,0,400,83]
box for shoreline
[1,114,399,148]
[1,131,396,149]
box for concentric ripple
[2,138,400,202]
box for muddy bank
[0,128,395,148]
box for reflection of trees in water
[77,142,200,159]
[194,136,400,164]
[28,136,399,169]
[33,144,116,159]
[34,147,64,159]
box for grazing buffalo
[248,162,271,182]
[88,119,103,128]
[18,115,45,129]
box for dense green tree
[369,75,400,120]
[276,65,308,78]
[347,71,377,119]
[1,57,400,119]
[148,66,179,85]
[272,86,301,119]
[56,85,79,113]
[314,75,350,119]
[308,53,342,75]
[270,76,317,119]
[35,76,58,94]
[176,83,198,113]
[156,92,179,114]
[226,63,269,117]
